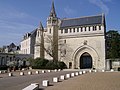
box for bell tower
[47,1,58,27]
[47,1,59,62]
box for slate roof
[60,15,104,28]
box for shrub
[28,58,67,70]
[57,61,67,69]
[31,58,49,69]
[45,61,58,70]
[45,61,67,70]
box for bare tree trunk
[53,26,58,63]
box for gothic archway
[80,52,92,69]
[72,45,100,69]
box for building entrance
[80,52,92,69]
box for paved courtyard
[46,72,120,90]
[0,70,120,90]
[0,70,76,90]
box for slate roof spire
[39,21,44,31]
[49,0,57,17]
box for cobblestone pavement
[46,72,120,90]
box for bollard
[94,70,97,72]
[89,70,92,73]
[36,71,39,74]
[60,75,65,80]
[9,73,13,76]
[66,74,70,78]
[58,69,61,71]
[83,71,86,74]
[75,72,79,76]
[20,72,24,76]
[42,80,49,86]
[4,70,7,73]
[42,70,45,73]
[0,71,2,74]
[71,73,75,77]
[102,70,105,72]
[54,69,57,72]
[110,69,114,72]
[79,71,82,75]
[48,70,51,72]
[22,68,25,71]
[53,77,58,82]
[28,71,32,75]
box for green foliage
[31,58,49,69]
[45,61,58,70]
[28,57,67,69]
[106,30,120,59]
[45,61,67,70]
[57,61,67,69]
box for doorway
[80,52,92,69]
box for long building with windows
[20,1,106,70]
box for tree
[106,30,120,59]
[44,35,67,61]
[29,58,49,69]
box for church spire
[39,21,44,31]
[49,0,57,17]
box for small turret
[39,21,44,31]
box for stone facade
[0,53,33,66]
[20,30,36,55]
[20,1,106,70]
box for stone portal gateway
[80,52,92,69]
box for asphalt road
[0,71,75,90]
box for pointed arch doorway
[80,52,92,69]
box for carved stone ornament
[84,40,87,45]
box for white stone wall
[58,25,106,70]
[20,16,106,70]
[20,37,31,54]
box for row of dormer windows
[61,25,102,34]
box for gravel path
[46,72,120,90]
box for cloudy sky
[0,0,119,47]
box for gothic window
[37,31,39,37]
[81,27,83,32]
[52,20,56,24]
[49,29,51,33]
[61,29,63,33]
[65,29,68,33]
[69,28,72,33]
[93,26,97,31]
[93,26,94,31]
[99,26,101,30]
[84,27,86,31]
[48,20,51,24]
[64,40,66,43]
[88,27,91,31]
[64,49,66,55]
[77,28,79,32]
[73,28,75,33]
[95,26,97,30]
